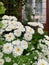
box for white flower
[28,22,38,26]
[25,26,35,34]
[5,57,11,62]
[38,22,44,29]
[8,21,16,25]
[13,63,18,65]
[2,20,8,24]
[44,35,49,40]
[38,28,44,35]
[15,22,22,28]
[19,25,25,32]
[5,33,15,41]
[37,59,48,65]
[2,15,9,20]
[5,25,12,31]
[0,52,3,59]
[8,21,17,29]
[13,46,23,57]
[0,59,4,65]
[0,29,4,35]
[14,30,21,37]
[9,16,17,21]
[2,23,7,29]
[44,40,49,46]
[21,40,28,49]
[12,39,20,46]
[3,43,13,54]
[24,32,32,41]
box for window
[22,0,46,23]
[32,0,46,23]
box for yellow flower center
[8,35,11,38]
[30,29,32,32]
[6,46,10,50]
[16,48,20,52]
[16,32,19,34]
[41,63,45,65]
[24,43,26,45]
[11,22,13,24]
[27,35,30,37]
[0,61,2,64]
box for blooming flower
[44,35,49,40]
[12,39,20,46]
[13,63,18,65]
[24,32,32,41]
[5,25,12,31]
[3,43,13,54]
[38,22,44,29]
[5,33,15,41]
[0,59,4,65]
[0,52,3,59]
[38,28,44,35]
[44,40,49,46]
[14,30,21,37]
[19,25,25,32]
[28,22,38,26]
[2,15,9,20]
[21,40,28,49]
[13,46,23,57]
[5,57,11,62]
[2,20,8,24]
[9,16,17,21]
[2,23,7,29]
[25,26,35,34]
[37,59,48,65]
[0,29,4,35]
[8,21,17,26]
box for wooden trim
[44,0,48,32]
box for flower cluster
[0,15,49,65]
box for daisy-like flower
[2,20,8,24]
[13,63,18,65]
[13,46,23,57]
[25,26,35,34]
[19,25,25,32]
[44,35,49,40]
[9,16,17,21]
[21,40,28,49]
[37,59,48,65]
[3,43,13,54]
[44,40,49,46]
[0,59,4,65]
[5,25,12,31]
[5,57,11,62]
[5,33,15,41]
[8,21,16,25]
[15,22,22,28]
[24,32,32,41]
[0,29,4,35]
[2,23,7,29]
[38,28,44,35]
[38,22,44,29]
[0,52,3,59]
[28,22,38,27]
[14,30,21,37]
[2,15,9,20]
[12,39,20,46]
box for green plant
[0,2,6,14]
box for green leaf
[0,21,3,28]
